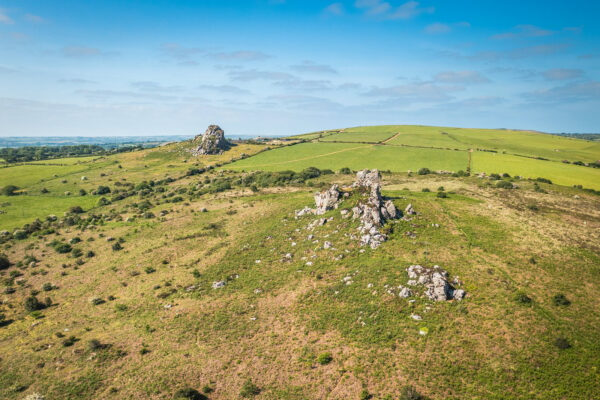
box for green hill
[0,127,599,400]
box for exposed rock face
[193,125,229,155]
[351,169,400,249]
[406,264,465,301]
[314,184,340,215]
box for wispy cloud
[24,13,44,23]
[324,2,345,16]
[57,78,96,84]
[355,0,434,20]
[434,70,490,84]
[365,81,460,103]
[0,9,14,24]
[492,24,554,40]
[523,81,600,103]
[228,69,295,82]
[160,43,204,62]
[208,50,270,62]
[197,84,251,94]
[542,68,583,81]
[425,23,450,34]
[61,46,116,58]
[291,61,338,74]
[131,81,183,92]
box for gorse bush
[417,168,431,175]
[552,294,571,306]
[0,254,10,270]
[317,352,333,365]
[173,388,207,400]
[240,379,261,397]
[24,296,46,312]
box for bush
[417,168,431,175]
[86,251,95,258]
[145,266,156,274]
[400,385,423,400]
[112,242,123,251]
[88,339,106,351]
[554,337,571,349]
[240,379,261,398]
[515,292,532,305]
[71,248,83,258]
[421,188,430,192]
[96,185,111,195]
[1,185,20,196]
[437,186,444,191]
[68,206,84,214]
[54,243,72,254]
[496,180,514,189]
[24,296,45,312]
[552,294,571,306]
[527,204,539,211]
[317,352,333,365]
[436,191,448,198]
[62,336,78,347]
[13,230,28,240]
[535,177,552,184]
[97,197,111,206]
[173,388,207,400]
[0,254,10,270]
[42,283,53,291]
[339,167,352,175]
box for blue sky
[0,0,599,136]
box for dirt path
[381,132,401,143]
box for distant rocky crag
[192,125,230,155]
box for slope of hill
[0,128,599,400]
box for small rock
[212,281,226,289]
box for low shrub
[317,352,333,365]
[417,168,431,175]
[496,180,514,189]
[0,254,10,270]
[24,296,46,312]
[240,379,261,398]
[554,337,571,349]
[552,293,571,306]
[515,292,532,305]
[173,388,207,400]
[436,191,448,198]
[400,385,423,400]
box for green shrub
[0,254,10,270]
[97,197,111,206]
[62,336,78,347]
[515,292,532,305]
[42,283,53,291]
[535,177,552,184]
[173,388,207,400]
[554,337,571,349]
[400,385,423,400]
[71,248,83,258]
[417,168,431,175]
[88,339,105,351]
[1,185,20,196]
[24,296,45,312]
[496,180,514,189]
[552,294,571,306]
[96,185,111,195]
[240,379,261,397]
[339,167,352,174]
[317,352,333,365]
[54,243,72,254]
[436,191,448,198]
[145,266,156,274]
[112,242,123,251]
[421,188,430,192]
[13,230,28,240]
[68,206,84,214]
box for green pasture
[318,126,399,143]
[226,142,469,172]
[472,152,600,190]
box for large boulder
[193,125,230,155]
[314,184,341,215]
[406,265,465,301]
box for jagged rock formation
[295,169,401,249]
[406,264,465,301]
[351,169,399,248]
[192,125,230,155]
[314,184,340,215]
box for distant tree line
[0,144,145,163]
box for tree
[1,185,20,196]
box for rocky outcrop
[406,264,465,301]
[192,125,230,155]
[351,169,400,248]
[314,184,340,215]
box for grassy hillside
[1,127,600,400]
[227,125,600,190]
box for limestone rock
[405,264,465,301]
[193,125,230,155]
[314,184,340,215]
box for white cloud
[492,24,554,40]
[324,2,345,16]
[355,0,434,20]
[434,70,490,84]
[291,61,338,74]
[208,50,270,62]
[542,69,583,81]
[24,14,44,23]
[425,23,451,34]
[0,9,14,24]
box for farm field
[226,142,469,173]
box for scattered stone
[323,241,333,249]
[314,184,341,215]
[192,125,230,155]
[399,286,412,298]
[212,281,226,289]
[404,204,416,216]
[295,206,314,218]
[406,265,466,301]
[410,314,422,321]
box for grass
[0,127,599,399]
[226,142,469,173]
